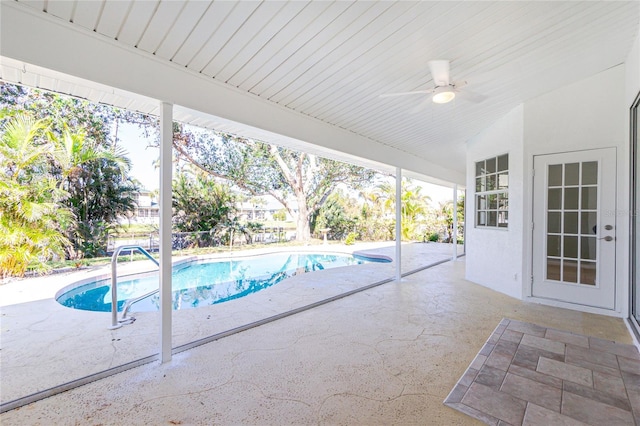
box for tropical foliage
[1,83,141,263]
[0,114,72,277]
[170,124,376,241]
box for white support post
[159,102,173,363]
[453,184,458,261]
[396,167,402,281]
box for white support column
[453,184,458,261]
[396,167,402,281]
[159,102,173,363]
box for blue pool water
[57,252,387,313]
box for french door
[532,148,616,309]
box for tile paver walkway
[444,318,640,425]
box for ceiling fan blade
[452,80,468,90]
[380,89,431,98]
[459,89,487,103]
[428,59,451,86]
[410,95,433,114]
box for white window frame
[475,154,509,228]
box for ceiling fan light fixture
[432,86,455,104]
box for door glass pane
[548,188,562,210]
[581,212,597,235]
[581,237,596,260]
[564,188,579,209]
[582,162,598,185]
[547,258,561,281]
[564,236,578,258]
[580,262,596,285]
[563,260,578,283]
[565,163,580,185]
[548,212,561,233]
[549,165,563,186]
[564,212,578,234]
[548,235,561,257]
[581,187,597,209]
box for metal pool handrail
[109,245,159,330]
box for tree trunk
[295,202,311,241]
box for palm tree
[53,126,137,258]
[0,114,72,277]
[377,178,431,241]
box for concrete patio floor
[1,255,635,425]
[0,242,453,408]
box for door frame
[630,90,640,334]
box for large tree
[171,125,376,241]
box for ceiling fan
[380,60,484,108]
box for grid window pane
[476,195,487,210]
[498,172,509,189]
[488,211,497,226]
[476,176,485,192]
[486,157,496,173]
[498,211,508,227]
[475,161,484,177]
[498,154,508,172]
[488,194,497,209]
[477,211,486,226]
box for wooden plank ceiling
[2,1,639,176]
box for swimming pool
[57,252,388,313]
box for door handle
[598,235,614,241]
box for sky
[116,122,159,191]
[116,121,458,205]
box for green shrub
[428,233,439,242]
[344,232,358,245]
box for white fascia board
[0,2,464,185]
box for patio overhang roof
[1,1,639,187]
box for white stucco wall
[522,65,627,315]
[626,26,640,107]
[466,105,524,299]
[466,64,631,313]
